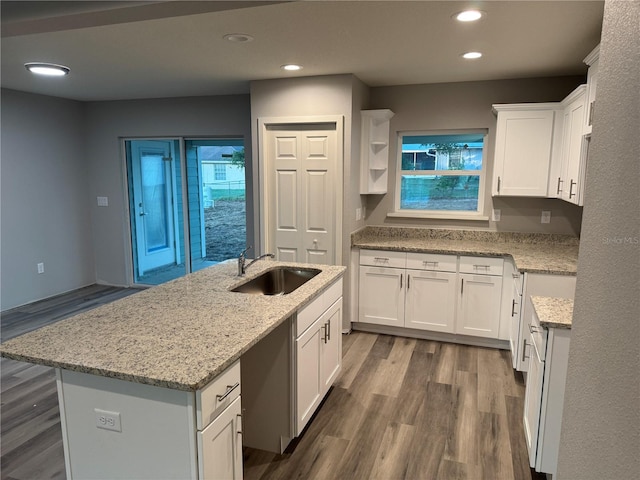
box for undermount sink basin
[230,267,321,296]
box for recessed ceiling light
[281,64,303,71]
[462,52,483,59]
[24,62,70,76]
[454,10,484,22]
[223,33,254,43]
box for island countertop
[0,260,346,392]
[531,296,574,329]
[352,226,579,275]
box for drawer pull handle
[569,179,577,199]
[374,257,389,263]
[423,260,439,266]
[511,299,517,316]
[473,264,491,270]
[216,382,240,402]
[522,339,529,362]
[400,274,403,289]
[557,176,563,195]
[237,413,243,435]
[512,273,520,279]
[529,323,543,334]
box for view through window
[397,132,486,214]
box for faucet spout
[245,253,275,273]
[238,246,252,276]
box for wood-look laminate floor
[1,285,542,480]
[244,332,545,480]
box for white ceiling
[1,1,604,102]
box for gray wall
[557,1,640,478]
[85,94,252,286]
[1,89,95,310]
[366,76,586,235]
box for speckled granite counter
[352,226,579,275]
[0,260,345,391]
[531,296,574,329]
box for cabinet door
[493,109,555,196]
[321,298,342,392]
[405,270,456,333]
[523,338,544,469]
[198,396,243,480]
[295,318,323,434]
[358,265,405,327]
[457,274,503,338]
[560,91,587,205]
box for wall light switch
[356,208,362,221]
[492,209,501,222]
[37,262,44,274]
[541,211,551,224]
[97,196,109,207]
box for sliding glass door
[125,138,246,285]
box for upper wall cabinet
[492,104,559,197]
[556,85,588,205]
[360,109,394,194]
[583,44,600,135]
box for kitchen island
[0,259,346,480]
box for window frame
[391,130,489,220]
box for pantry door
[263,122,341,265]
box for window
[395,132,487,217]
[214,164,226,181]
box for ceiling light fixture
[24,62,70,76]
[462,51,483,59]
[455,10,484,22]
[281,64,303,71]
[223,33,254,43]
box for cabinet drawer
[196,360,241,430]
[296,278,343,337]
[459,256,504,276]
[359,249,406,268]
[406,252,457,272]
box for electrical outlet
[37,263,44,274]
[97,196,109,207]
[492,209,501,222]
[362,205,366,219]
[356,207,362,221]
[541,211,551,224]
[95,409,121,432]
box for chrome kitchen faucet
[238,246,275,276]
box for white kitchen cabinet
[358,250,505,342]
[457,256,504,338]
[556,85,588,205]
[360,109,395,194]
[294,280,343,435]
[57,360,242,480]
[405,269,457,333]
[524,310,571,476]
[515,273,575,372]
[506,261,524,370]
[492,105,558,197]
[358,266,405,327]
[197,396,243,480]
[583,44,600,135]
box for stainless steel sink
[230,267,321,296]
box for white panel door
[405,270,457,333]
[266,125,337,265]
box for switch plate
[37,263,44,274]
[492,209,501,222]
[97,196,109,207]
[356,208,362,221]
[95,409,121,432]
[541,211,551,223]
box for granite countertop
[0,260,345,392]
[531,296,574,329]
[352,226,579,275]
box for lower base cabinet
[295,281,343,435]
[197,396,243,480]
[358,250,504,341]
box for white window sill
[387,211,490,221]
